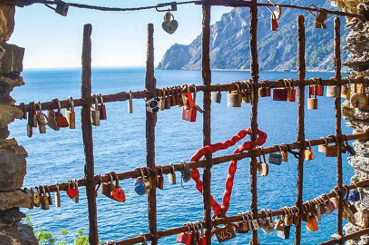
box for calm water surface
[9,68,353,244]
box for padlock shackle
[67,96,74,112]
[51,98,62,113]
[97,93,104,105]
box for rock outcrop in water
[158,0,350,71]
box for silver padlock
[326,86,337,98]
[55,182,61,208]
[72,179,79,203]
[211,84,222,103]
[179,161,192,182]
[168,163,176,185]
[91,94,100,126]
[36,101,48,134]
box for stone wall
[0,3,37,245]
[331,0,369,244]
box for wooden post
[249,0,259,244]
[334,17,343,240]
[201,0,212,243]
[81,24,99,245]
[295,15,305,245]
[145,23,158,245]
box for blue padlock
[134,169,151,196]
[348,190,360,202]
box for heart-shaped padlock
[66,180,79,199]
[162,12,178,34]
[110,172,125,202]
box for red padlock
[66,180,78,199]
[52,98,69,128]
[182,85,197,122]
[273,88,288,101]
[177,233,192,245]
[197,237,207,245]
[271,14,278,31]
[309,78,324,96]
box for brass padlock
[227,82,242,107]
[242,81,252,103]
[72,179,79,203]
[91,94,100,126]
[281,144,288,162]
[40,186,49,210]
[274,215,284,231]
[235,213,249,233]
[101,173,115,197]
[66,96,75,129]
[32,187,41,207]
[307,84,318,110]
[176,86,184,106]
[36,101,48,134]
[170,87,177,106]
[160,88,166,111]
[211,84,222,103]
[164,87,171,109]
[44,185,53,206]
[262,210,275,233]
[304,140,314,161]
[341,82,351,99]
[128,90,133,113]
[55,182,61,207]
[23,188,34,209]
[156,165,164,190]
[214,224,236,243]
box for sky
[10,0,231,69]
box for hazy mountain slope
[158,0,349,71]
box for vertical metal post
[201,0,212,243]
[145,23,158,245]
[295,15,306,245]
[334,17,343,240]
[249,0,259,244]
[81,24,99,245]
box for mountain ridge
[158,0,349,72]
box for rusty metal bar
[80,24,99,245]
[201,0,212,243]
[295,15,305,245]
[319,228,369,245]
[334,17,343,240]
[34,131,369,193]
[16,78,366,113]
[106,179,369,245]
[145,24,158,245]
[249,0,259,243]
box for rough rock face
[0,4,37,244]
[158,0,350,71]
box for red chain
[190,128,267,217]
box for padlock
[27,123,33,138]
[20,103,27,120]
[257,162,269,177]
[260,210,274,233]
[36,101,47,134]
[179,162,192,182]
[306,215,318,232]
[128,90,133,113]
[40,186,50,210]
[227,82,242,107]
[279,144,288,162]
[344,198,357,215]
[258,81,268,97]
[211,84,222,103]
[274,215,284,231]
[66,180,79,199]
[348,190,360,202]
[146,97,160,113]
[23,188,34,210]
[110,172,125,202]
[55,0,69,16]
[269,153,282,165]
[32,187,40,207]
[168,163,176,185]
[156,165,164,190]
[351,92,368,110]
[160,88,166,111]
[324,199,336,214]
[165,87,171,109]
[235,214,249,233]
[47,109,60,131]
[315,204,321,221]
[271,14,278,31]
[72,179,79,203]
[139,233,148,245]
[182,85,198,122]
[307,84,318,110]
[286,79,296,102]
[170,87,177,106]
[273,83,288,101]
[55,182,61,207]
[44,185,53,206]
[242,81,252,103]
[97,93,107,120]
[326,86,338,98]
[177,226,192,245]
[91,94,100,126]
[314,9,328,29]
[134,168,151,195]
[214,225,236,243]
[304,140,314,161]
[250,214,260,230]
[277,225,290,239]
[341,84,351,99]
[325,144,338,157]
[52,98,69,128]
[65,96,75,129]
[101,173,115,197]
[176,86,184,106]
[342,136,356,156]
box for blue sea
[10,67,353,244]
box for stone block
[0,4,15,42]
[0,104,22,128]
[0,190,31,211]
[0,208,25,225]
[0,43,24,75]
[0,223,38,245]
